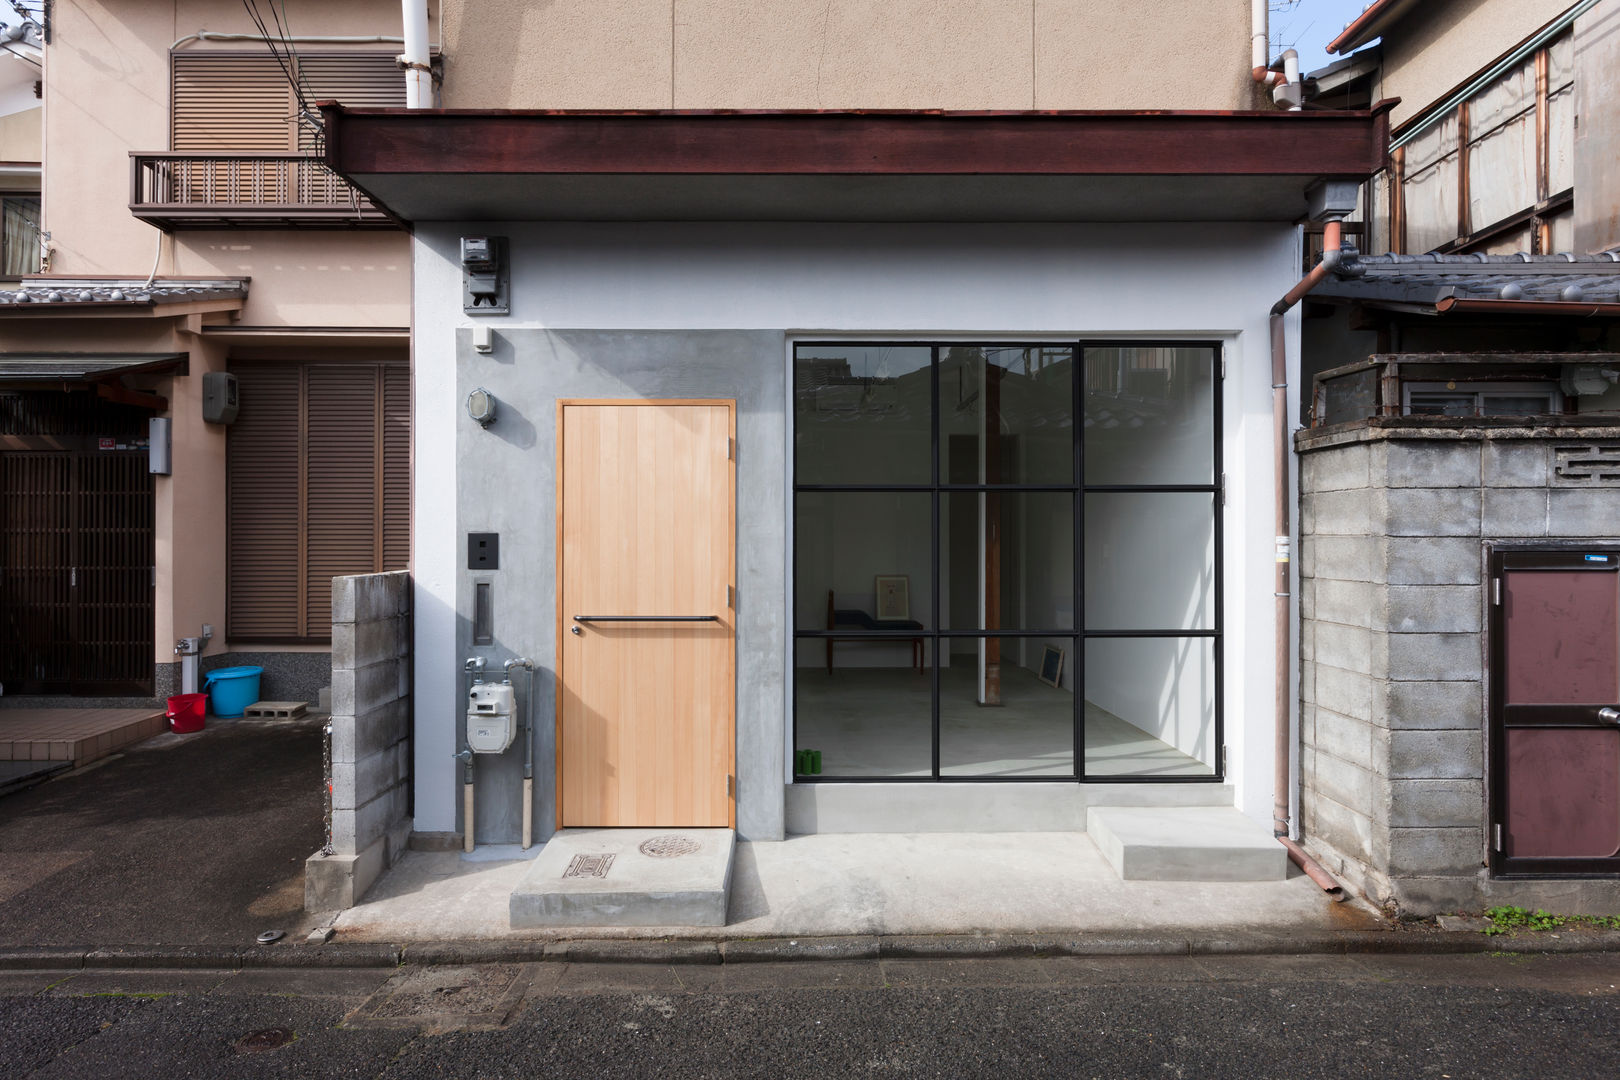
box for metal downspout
[1269,220,1346,901]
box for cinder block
[1482,441,1549,487]
[1386,779,1483,828]
[1383,488,1481,536]
[1314,579,1385,629]
[1299,619,1314,662]
[331,617,408,671]
[1303,536,1385,584]
[330,746,404,812]
[1307,488,1372,536]
[1301,443,1370,493]
[1383,680,1483,731]
[1380,441,1480,488]
[1385,632,1482,683]
[1306,793,1376,863]
[1313,623,1382,676]
[1386,826,1484,877]
[1387,586,1482,634]
[1385,537,1482,585]
[1314,709,1374,768]
[1386,729,1482,780]
[1312,743,1375,807]
[331,659,401,718]
[1482,488,1549,537]
[332,784,407,854]
[1548,488,1620,536]
[304,839,386,911]
[331,571,412,626]
[1316,664,1374,722]
[329,697,410,764]
[1300,659,1316,706]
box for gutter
[1435,297,1620,317]
[1251,0,1303,110]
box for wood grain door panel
[558,401,735,828]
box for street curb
[4,929,1618,970]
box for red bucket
[166,693,207,734]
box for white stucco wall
[410,220,1304,835]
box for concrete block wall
[305,570,413,911]
[1298,428,1620,915]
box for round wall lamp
[466,387,498,427]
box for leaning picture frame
[873,574,910,621]
[1038,644,1066,688]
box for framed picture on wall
[874,574,910,621]
[1038,645,1066,688]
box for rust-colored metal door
[0,451,155,695]
[1490,549,1620,875]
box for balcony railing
[130,153,396,230]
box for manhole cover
[233,1027,295,1054]
[563,853,614,879]
[639,835,701,858]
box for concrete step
[1088,806,1287,882]
[510,827,735,929]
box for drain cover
[233,1027,294,1054]
[638,835,701,859]
[563,853,614,879]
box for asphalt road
[2,952,1618,1078]
[0,716,325,947]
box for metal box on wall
[201,371,239,424]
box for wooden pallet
[242,701,308,720]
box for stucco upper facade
[1363,0,1575,130]
[40,0,416,325]
[438,0,1267,112]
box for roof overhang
[320,104,1393,224]
[1327,0,1418,55]
[0,353,188,381]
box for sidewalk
[330,831,1383,943]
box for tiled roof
[0,278,247,308]
[1309,249,1620,310]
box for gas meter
[467,681,516,754]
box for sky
[1271,0,1383,73]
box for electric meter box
[202,371,239,425]
[467,681,516,754]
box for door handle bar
[1600,707,1620,724]
[572,615,719,623]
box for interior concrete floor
[794,664,1210,778]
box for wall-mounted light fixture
[467,387,497,427]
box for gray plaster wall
[1298,426,1620,915]
[454,329,786,845]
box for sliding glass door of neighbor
[792,341,1222,782]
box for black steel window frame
[792,340,1225,784]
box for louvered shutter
[304,367,380,633]
[226,366,302,638]
[172,52,294,151]
[381,366,411,570]
[295,54,406,151]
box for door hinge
[1220,745,1228,773]
[727,437,734,461]
[726,774,734,798]
[1492,578,1502,606]
[69,567,76,588]
[1220,474,1227,505]
[151,566,157,588]
[1220,357,1227,379]
[1493,823,1503,852]
[727,584,735,608]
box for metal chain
[321,720,335,856]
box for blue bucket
[204,665,263,718]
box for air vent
[1554,444,1620,485]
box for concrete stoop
[1088,806,1288,882]
[509,828,735,929]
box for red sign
[98,438,115,450]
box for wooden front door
[557,401,735,827]
[1491,549,1620,875]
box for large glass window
[793,342,1222,782]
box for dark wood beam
[94,382,168,411]
[321,104,1393,181]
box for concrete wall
[1298,425,1620,915]
[305,570,412,910]
[438,0,1264,111]
[1375,0,1572,129]
[411,220,1305,842]
[1575,0,1620,252]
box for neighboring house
[1291,0,1620,913]
[0,1,417,706]
[310,1,1397,917]
[0,6,41,282]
